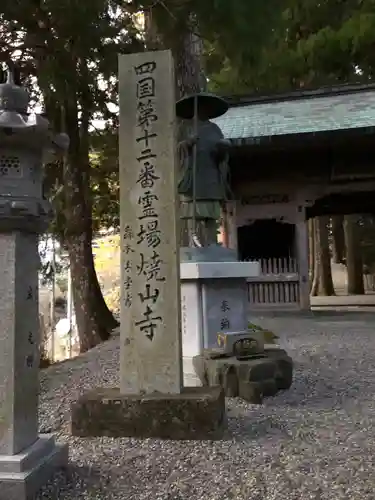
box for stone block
[237,357,277,383]
[216,330,265,357]
[192,354,207,385]
[238,380,263,404]
[260,378,278,397]
[0,436,68,500]
[265,348,293,390]
[71,386,226,440]
[193,354,279,403]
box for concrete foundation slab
[0,436,68,500]
[71,386,226,440]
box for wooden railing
[246,257,300,309]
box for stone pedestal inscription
[202,280,248,347]
[181,282,202,359]
[119,50,182,394]
[0,232,39,455]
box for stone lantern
[0,67,68,499]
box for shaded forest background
[1,0,375,355]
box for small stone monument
[71,50,225,440]
[0,67,68,498]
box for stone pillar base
[0,435,68,500]
[71,386,226,440]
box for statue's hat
[176,92,229,120]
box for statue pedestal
[180,257,261,375]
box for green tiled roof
[213,89,375,143]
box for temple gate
[215,83,375,311]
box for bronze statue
[176,93,231,247]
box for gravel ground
[36,313,375,500]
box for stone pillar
[0,233,40,456]
[118,49,183,395]
[0,232,67,497]
[0,67,68,499]
[295,208,310,310]
[71,50,226,441]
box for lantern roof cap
[0,66,29,115]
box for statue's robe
[177,119,230,230]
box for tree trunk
[311,216,335,296]
[174,25,205,246]
[91,271,119,330]
[30,20,117,351]
[145,11,205,99]
[310,218,320,296]
[145,12,205,246]
[308,218,314,291]
[173,24,206,99]
[331,215,345,264]
[79,82,119,332]
[66,232,109,352]
[63,97,111,352]
[344,214,364,295]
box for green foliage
[90,129,119,232]
[0,0,288,234]
[0,0,141,236]
[56,276,68,294]
[130,0,286,93]
[0,0,288,237]
[257,0,375,90]
[206,0,375,94]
